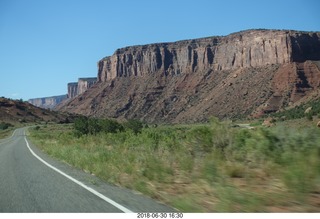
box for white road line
[23,130,133,213]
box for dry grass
[0,127,15,139]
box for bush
[74,116,124,136]
[74,116,89,136]
[306,112,313,121]
[100,119,124,133]
[188,125,213,154]
[124,119,144,134]
[87,118,102,135]
[0,122,12,130]
[186,117,232,160]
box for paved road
[0,128,176,213]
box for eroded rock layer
[98,30,320,81]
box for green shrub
[0,122,12,130]
[306,112,313,121]
[188,125,213,154]
[210,117,233,153]
[123,119,143,134]
[272,99,320,120]
[100,119,124,134]
[87,118,102,134]
[187,117,232,157]
[74,117,124,136]
[74,116,89,136]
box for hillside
[0,97,74,124]
[57,29,320,123]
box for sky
[0,0,319,101]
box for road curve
[0,127,176,213]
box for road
[0,127,176,213]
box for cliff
[78,78,97,95]
[28,95,67,109]
[68,82,78,98]
[59,29,320,123]
[67,78,97,98]
[97,29,320,82]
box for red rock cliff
[97,30,320,82]
[59,29,320,123]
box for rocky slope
[58,29,320,123]
[0,97,74,124]
[28,95,67,109]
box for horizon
[1,0,319,100]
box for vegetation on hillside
[0,122,15,139]
[73,116,143,136]
[272,99,320,121]
[28,117,320,212]
[0,122,13,130]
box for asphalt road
[0,127,176,213]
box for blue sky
[0,0,319,100]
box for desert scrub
[272,99,320,120]
[28,118,320,212]
[0,125,15,139]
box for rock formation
[78,78,97,95]
[58,29,320,123]
[67,78,97,98]
[28,95,67,109]
[68,82,78,98]
[97,29,320,82]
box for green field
[28,117,320,212]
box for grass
[28,118,320,212]
[0,126,15,139]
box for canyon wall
[68,82,78,98]
[78,78,97,95]
[97,30,320,82]
[67,78,97,98]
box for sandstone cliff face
[68,82,78,98]
[67,78,97,98]
[28,95,67,109]
[78,78,97,95]
[97,30,320,82]
[59,29,320,123]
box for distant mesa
[29,77,97,109]
[28,95,67,109]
